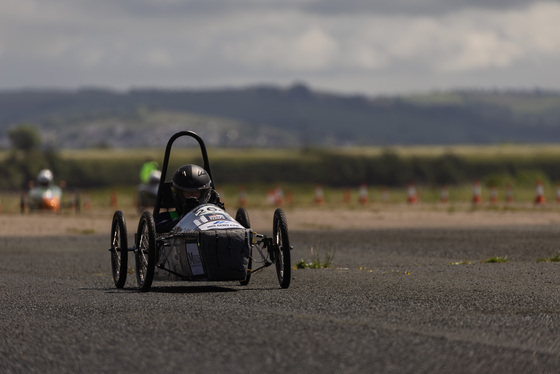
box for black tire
[135,211,157,292]
[272,208,291,289]
[235,207,251,228]
[74,193,81,213]
[110,210,128,288]
[20,194,26,214]
[236,208,252,286]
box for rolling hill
[1,84,559,148]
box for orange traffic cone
[535,180,546,205]
[440,186,448,204]
[110,190,118,208]
[407,183,418,204]
[274,186,284,206]
[314,184,325,205]
[472,181,482,205]
[266,190,275,205]
[505,184,514,204]
[343,188,351,204]
[358,184,369,205]
[489,185,498,205]
[83,192,91,210]
[238,186,247,207]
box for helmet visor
[180,190,202,200]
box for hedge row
[1,149,558,191]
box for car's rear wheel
[135,211,156,292]
[272,208,291,289]
[110,210,128,288]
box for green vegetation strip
[295,246,334,269]
[482,256,509,263]
[537,254,560,263]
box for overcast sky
[1,0,559,96]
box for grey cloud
[102,0,544,17]
[303,0,543,16]
[67,0,543,18]
[1,0,559,95]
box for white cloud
[224,26,337,70]
[437,3,560,72]
[436,29,524,72]
[143,49,175,68]
[503,2,560,55]
[325,2,560,74]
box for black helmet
[171,164,212,214]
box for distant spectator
[140,159,159,184]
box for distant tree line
[208,150,557,189]
[1,124,558,191]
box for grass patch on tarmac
[537,254,560,263]
[295,245,335,269]
[67,228,96,235]
[449,260,473,265]
[482,256,509,263]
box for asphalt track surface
[2,226,560,373]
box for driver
[171,164,213,215]
[37,169,54,187]
[156,164,223,232]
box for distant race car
[109,131,292,292]
[20,169,79,213]
[136,170,161,212]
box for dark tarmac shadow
[150,285,238,294]
[150,285,283,293]
[96,285,240,294]
[96,284,281,294]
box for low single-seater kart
[136,170,161,212]
[20,170,80,213]
[21,186,81,213]
[109,131,292,291]
[23,184,62,212]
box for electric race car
[109,131,292,291]
[136,169,161,213]
[20,169,80,213]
